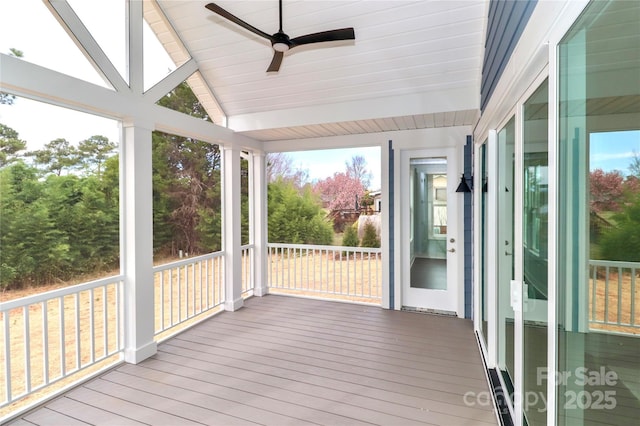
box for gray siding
[481,0,537,111]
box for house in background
[1,1,638,425]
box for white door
[401,148,460,314]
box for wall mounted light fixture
[455,174,473,193]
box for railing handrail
[0,275,125,311]
[268,242,381,253]
[589,259,640,268]
[152,251,224,272]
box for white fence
[153,252,225,339]
[589,260,640,332]
[1,244,384,414]
[241,244,254,296]
[267,243,382,303]
[0,276,124,409]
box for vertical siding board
[481,0,538,110]
[482,0,519,107]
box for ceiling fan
[205,1,355,72]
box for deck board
[10,295,498,426]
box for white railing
[0,275,124,409]
[241,244,254,296]
[589,259,639,332]
[267,243,382,303]
[153,252,225,339]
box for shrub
[268,178,334,245]
[360,221,381,248]
[598,197,640,262]
[342,224,359,248]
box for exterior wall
[481,0,537,111]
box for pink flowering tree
[314,172,365,212]
[590,169,624,213]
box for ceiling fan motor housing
[271,31,291,52]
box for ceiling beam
[262,125,472,153]
[227,84,479,133]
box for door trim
[400,147,463,317]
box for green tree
[70,176,120,270]
[342,223,359,256]
[0,152,120,289]
[153,82,222,256]
[0,123,27,167]
[629,151,640,178]
[268,178,333,245]
[598,195,640,261]
[28,138,79,175]
[0,163,71,288]
[342,224,359,247]
[78,135,116,178]
[157,81,212,121]
[360,221,381,248]
[151,128,222,255]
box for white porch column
[252,152,269,296]
[121,120,157,364]
[224,146,244,311]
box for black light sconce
[455,174,473,193]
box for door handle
[505,251,512,256]
[448,248,455,253]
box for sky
[280,147,381,189]
[590,130,640,175]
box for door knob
[448,248,455,253]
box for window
[558,1,640,424]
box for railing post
[121,120,157,363]
[223,146,244,311]
[252,151,269,296]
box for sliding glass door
[522,79,549,426]
[558,1,640,424]
[497,118,516,404]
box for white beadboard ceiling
[153,0,487,143]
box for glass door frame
[474,69,551,426]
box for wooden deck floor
[10,295,498,426]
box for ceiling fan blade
[290,28,355,48]
[267,51,284,72]
[205,3,273,41]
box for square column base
[224,297,244,312]
[124,340,157,364]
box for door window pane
[523,79,549,425]
[410,158,447,290]
[558,1,640,424]
[480,143,489,345]
[498,117,516,398]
